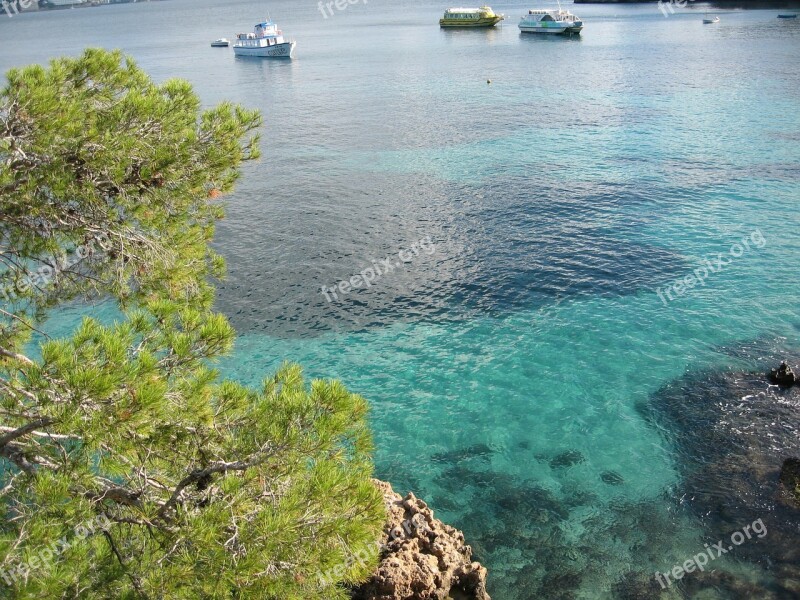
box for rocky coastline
[352,480,490,600]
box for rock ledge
[352,479,491,600]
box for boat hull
[519,23,570,34]
[440,16,503,27]
[233,41,296,58]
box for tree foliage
[0,49,385,599]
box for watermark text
[655,518,767,589]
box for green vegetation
[0,49,385,599]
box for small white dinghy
[211,38,230,47]
[702,14,720,24]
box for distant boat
[439,6,505,27]
[702,14,720,24]
[211,38,230,47]
[777,13,797,18]
[519,4,583,34]
[233,20,296,58]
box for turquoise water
[3,0,800,596]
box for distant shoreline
[1,0,168,17]
[575,0,799,5]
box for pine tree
[0,49,385,599]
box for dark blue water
[3,0,800,597]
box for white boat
[211,38,230,47]
[233,20,296,58]
[702,14,720,23]
[519,4,583,34]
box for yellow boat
[439,6,505,27]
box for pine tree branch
[0,425,77,442]
[103,530,150,600]
[83,486,143,509]
[156,445,283,522]
[0,442,37,475]
[0,345,34,366]
[0,375,39,403]
[0,417,55,447]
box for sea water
[2,0,799,596]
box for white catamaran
[519,3,583,34]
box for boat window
[542,14,554,21]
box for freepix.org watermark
[320,237,435,303]
[0,235,107,303]
[655,518,767,589]
[657,0,697,17]
[2,0,36,18]
[655,229,766,306]
[1,514,111,586]
[317,0,367,20]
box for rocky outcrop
[769,361,797,387]
[351,479,490,600]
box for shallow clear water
[3,0,800,597]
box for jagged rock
[769,362,796,386]
[351,479,491,600]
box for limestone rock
[352,479,490,600]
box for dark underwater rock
[539,570,582,599]
[494,484,570,522]
[438,465,517,492]
[432,444,494,464]
[681,568,791,600]
[612,572,667,600]
[779,457,800,507]
[642,356,800,595]
[550,450,585,469]
[600,470,625,486]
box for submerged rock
[779,457,800,507]
[352,479,491,600]
[600,470,625,486]
[431,444,493,464]
[549,450,585,469]
[642,357,800,597]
